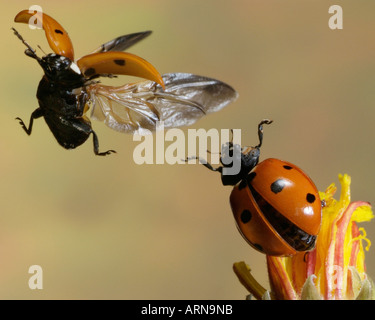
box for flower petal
[356,278,375,300]
[267,256,298,300]
[333,201,368,298]
[321,174,351,299]
[347,266,362,299]
[285,252,308,295]
[352,204,374,223]
[301,275,322,300]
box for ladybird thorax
[241,147,260,171]
[37,75,88,118]
[219,143,261,186]
[39,53,85,88]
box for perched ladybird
[13,10,237,155]
[188,120,322,256]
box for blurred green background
[1,0,374,299]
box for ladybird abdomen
[250,158,321,236]
[230,184,298,256]
[230,158,322,256]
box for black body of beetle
[16,53,115,156]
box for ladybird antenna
[37,45,47,56]
[255,119,273,149]
[11,27,41,62]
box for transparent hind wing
[86,73,238,135]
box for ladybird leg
[321,199,327,208]
[16,108,43,135]
[206,149,221,155]
[202,162,222,173]
[184,156,223,173]
[255,119,273,148]
[91,130,116,156]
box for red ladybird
[188,120,322,256]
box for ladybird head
[38,53,84,86]
[12,28,84,87]
[220,119,273,186]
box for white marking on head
[70,62,81,74]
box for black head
[12,28,84,88]
[38,53,84,87]
[220,119,273,186]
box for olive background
[0,0,374,299]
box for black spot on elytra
[283,165,293,170]
[55,29,64,35]
[84,68,96,77]
[241,210,252,223]
[114,59,126,66]
[306,193,316,203]
[270,179,286,194]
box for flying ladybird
[12,10,238,155]
[187,120,322,256]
